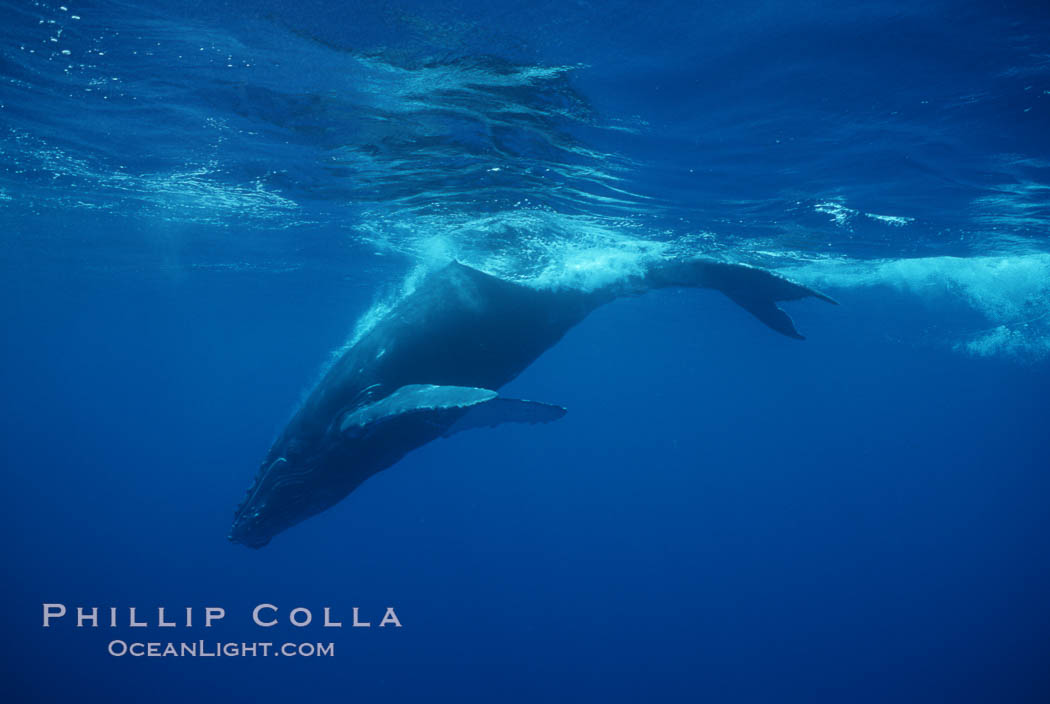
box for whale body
[229,259,835,547]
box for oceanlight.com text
[107,640,335,657]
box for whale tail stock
[640,258,838,340]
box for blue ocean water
[2,0,1049,701]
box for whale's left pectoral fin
[340,384,565,437]
[443,397,566,438]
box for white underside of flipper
[339,384,565,437]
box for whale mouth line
[233,456,289,521]
[231,454,320,548]
[228,531,271,549]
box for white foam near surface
[814,199,916,229]
[355,207,676,293]
[864,213,915,226]
[781,252,1050,360]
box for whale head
[228,456,294,549]
[227,419,397,549]
[228,437,345,549]
[228,381,565,548]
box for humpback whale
[229,258,835,547]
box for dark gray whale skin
[229,259,834,548]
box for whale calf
[229,258,835,547]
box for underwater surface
[2,0,1049,701]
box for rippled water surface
[3,0,1049,356]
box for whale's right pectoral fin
[443,397,566,437]
[340,384,565,437]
